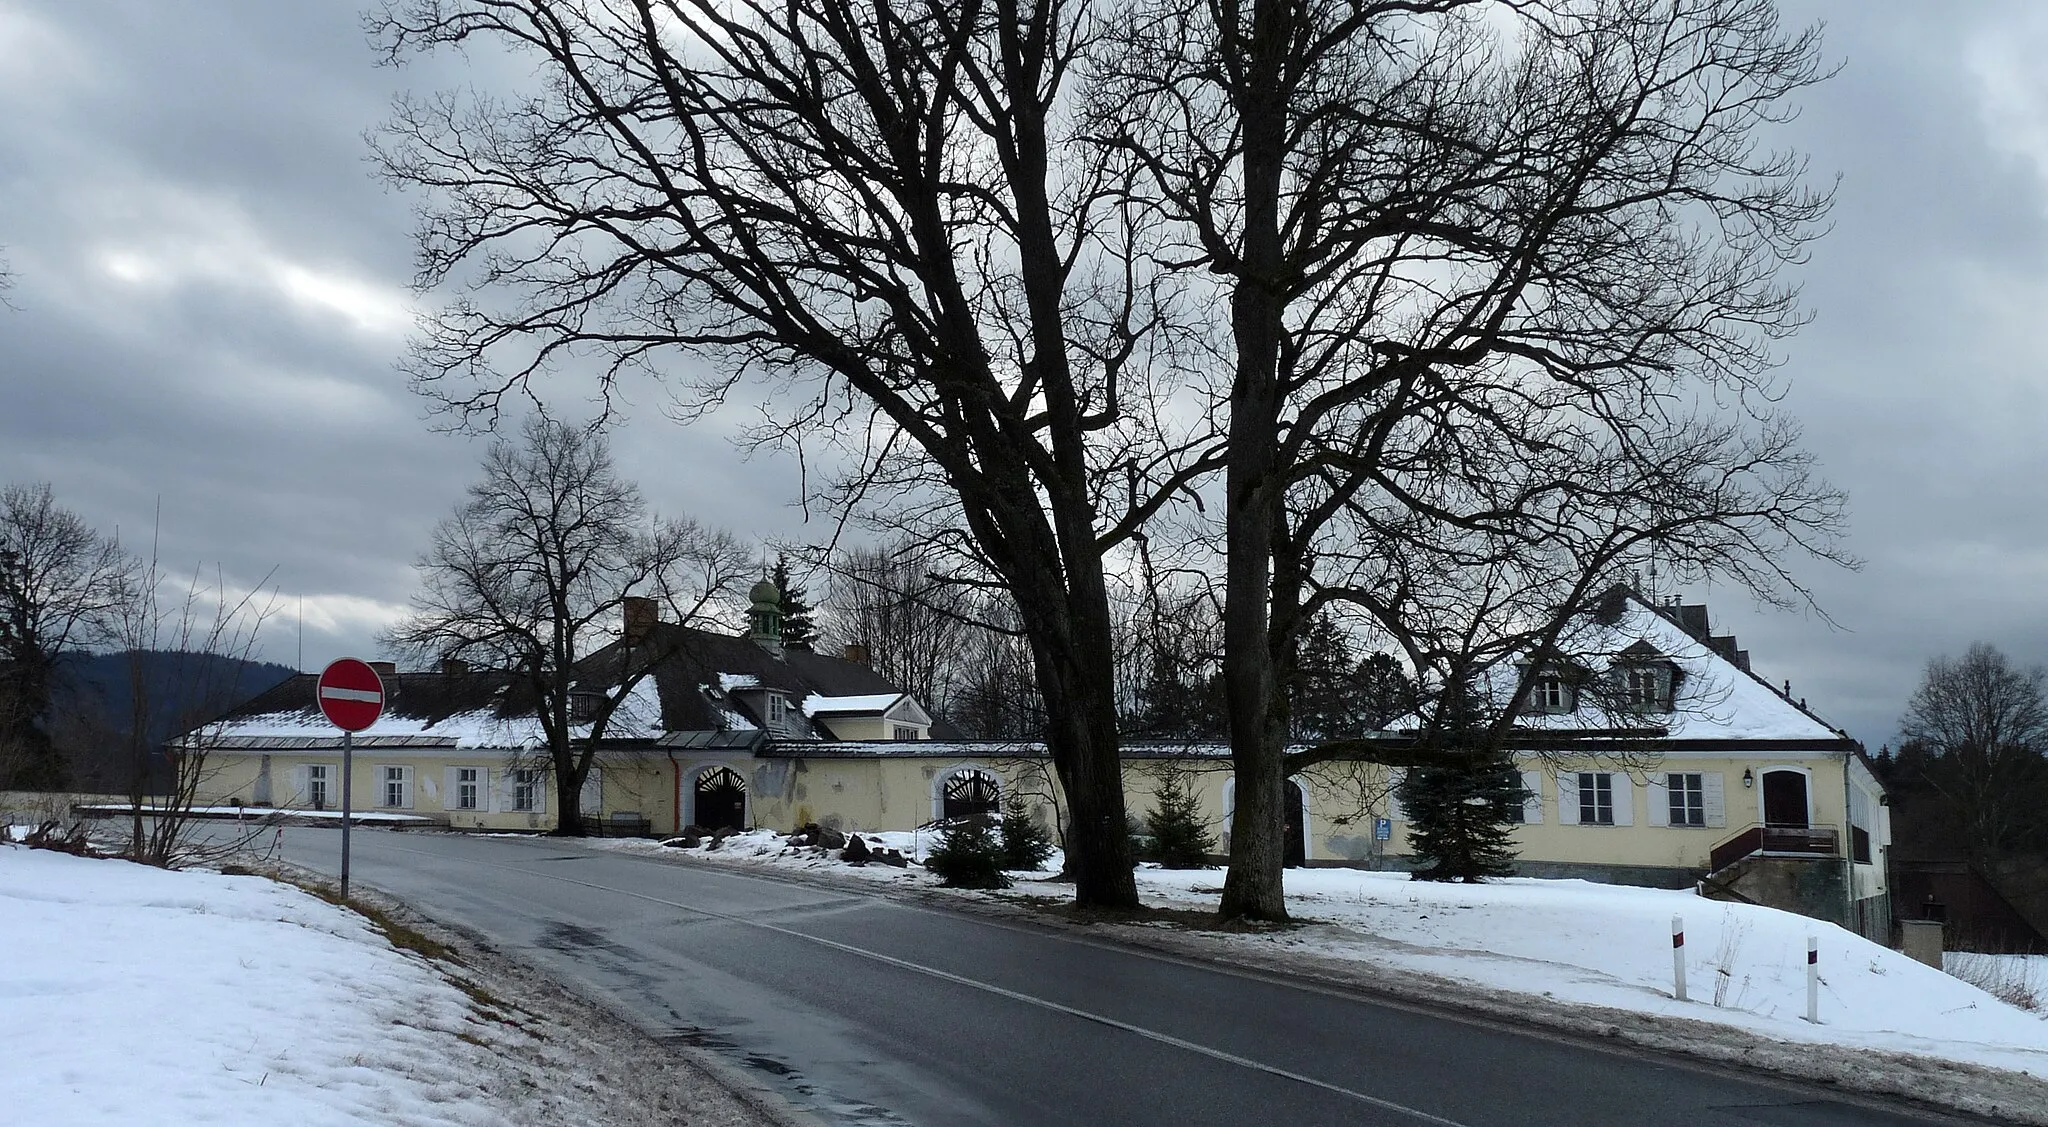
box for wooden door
[1762,770,1808,828]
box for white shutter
[492,768,511,814]
[400,765,416,810]
[1611,774,1634,827]
[1556,772,1581,825]
[443,768,459,812]
[1386,769,1406,821]
[1647,774,1670,827]
[1521,770,1543,825]
[1703,772,1726,828]
[290,765,309,805]
[530,769,547,815]
[580,768,603,817]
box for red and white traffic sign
[317,658,385,732]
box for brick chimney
[623,596,660,646]
[841,643,870,666]
[441,656,469,676]
[368,660,398,677]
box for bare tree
[116,536,283,867]
[369,0,1223,905]
[0,483,136,790]
[1899,643,2048,857]
[383,418,752,835]
[822,545,973,717]
[1098,0,1845,919]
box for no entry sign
[317,658,385,732]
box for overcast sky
[1,1,2042,753]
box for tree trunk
[1218,0,1293,923]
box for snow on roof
[1389,593,1842,742]
[199,707,550,749]
[717,672,760,692]
[801,693,904,717]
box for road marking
[318,686,382,702]
[357,838,1475,1127]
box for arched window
[693,766,747,832]
[941,768,1001,822]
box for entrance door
[1283,780,1307,868]
[1761,770,1809,828]
[694,766,747,831]
[942,769,1001,822]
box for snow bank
[0,844,512,1126]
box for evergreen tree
[925,817,1012,889]
[1397,747,1526,882]
[998,792,1056,871]
[1355,651,1419,728]
[771,554,817,651]
[1144,772,1217,868]
[1291,613,1359,739]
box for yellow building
[184,587,1887,936]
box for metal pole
[1805,936,1819,1023]
[341,729,353,903]
[1671,915,1687,1002]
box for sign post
[317,659,385,902]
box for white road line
[319,686,381,703]
[372,840,1476,1127]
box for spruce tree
[771,554,817,651]
[925,816,1012,888]
[1397,747,1527,882]
[998,792,1056,871]
[1144,772,1217,868]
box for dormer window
[765,692,789,730]
[1618,665,1670,711]
[1525,669,1574,715]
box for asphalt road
[274,828,1970,1127]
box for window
[307,764,330,809]
[381,765,409,809]
[766,693,788,729]
[1577,772,1614,825]
[512,769,541,812]
[1620,666,1666,709]
[456,767,481,811]
[893,724,918,740]
[1666,773,1705,827]
[1533,675,1571,713]
[1852,825,1872,864]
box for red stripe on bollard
[1672,932,1684,948]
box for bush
[998,793,1055,871]
[1144,774,1215,869]
[924,818,1012,889]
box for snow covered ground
[596,830,2048,1082]
[0,840,766,1127]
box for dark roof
[210,670,525,727]
[579,622,918,739]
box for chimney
[368,660,398,677]
[841,642,870,666]
[441,656,469,676]
[623,596,660,646]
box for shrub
[1144,774,1216,869]
[924,818,1012,889]
[998,793,1055,871]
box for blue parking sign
[1374,817,1392,841]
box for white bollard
[1671,915,1687,1002]
[1805,936,1819,1023]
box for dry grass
[1946,952,2047,1012]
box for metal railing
[1708,822,1840,873]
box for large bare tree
[382,417,753,835]
[1098,0,1845,917]
[0,482,136,790]
[1899,643,2048,857]
[371,0,1221,905]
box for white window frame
[766,693,788,729]
[379,765,411,810]
[512,768,543,813]
[306,764,331,809]
[1666,772,1705,827]
[893,724,918,740]
[455,767,481,811]
[1579,771,1614,825]
[1533,675,1570,713]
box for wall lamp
[1741,768,1755,789]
